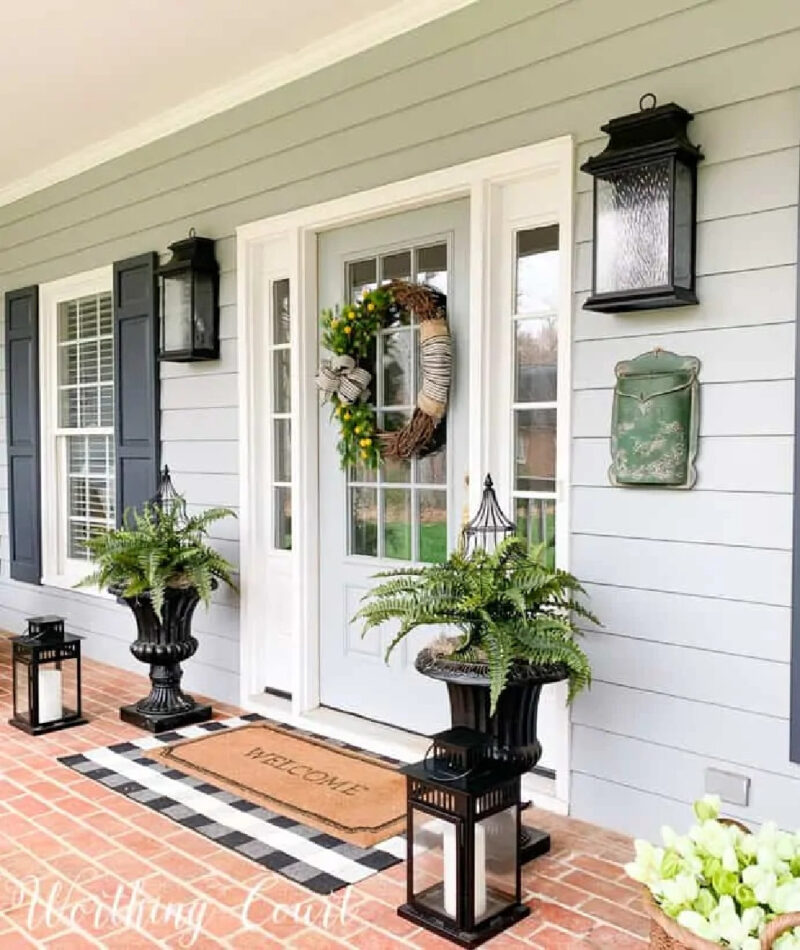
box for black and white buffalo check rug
[58,713,405,894]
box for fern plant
[78,499,237,619]
[355,536,597,713]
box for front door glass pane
[512,225,559,564]
[346,242,449,562]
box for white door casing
[317,200,470,732]
[237,135,574,806]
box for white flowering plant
[626,797,800,949]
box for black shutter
[113,254,160,523]
[5,286,41,584]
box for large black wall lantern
[582,95,703,313]
[157,229,220,361]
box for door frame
[237,135,574,804]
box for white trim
[0,0,478,210]
[39,266,114,593]
[237,135,574,809]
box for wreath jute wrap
[316,279,452,467]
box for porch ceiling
[0,0,475,207]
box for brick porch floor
[0,635,648,949]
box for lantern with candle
[398,727,529,947]
[9,616,87,735]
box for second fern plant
[355,535,596,713]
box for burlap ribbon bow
[315,354,372,404]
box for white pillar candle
[38,669,63,723]
[442,821,488,920]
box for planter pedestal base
[521,825,551,864]
[119,701,212,734]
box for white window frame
[39,266,114,591]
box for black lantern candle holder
[157,229,220,361]
[398,727,529,948]
[9,617,87,736]
[461,475,516,556]
[582,94,704,313]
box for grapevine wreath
[315,280,452,469]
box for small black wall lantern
[398,728,529,947]
[9,617,87,736]
[582,94,704,313]
[157,229,220,361]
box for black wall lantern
[157,229,220,361]
[9,617,87,735]
[582,94,703,313]
[398,728,529,947]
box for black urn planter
[416,647,566,863]
[114,583,213,733]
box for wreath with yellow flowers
[316,280,452,469]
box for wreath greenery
[316,280,451,470]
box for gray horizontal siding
[0,0,797,828]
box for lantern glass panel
[595,158,670,293]
[411,809,458,919]
[476,805,518,922]
[673,159,694,289]
[13,657,30,724]
[162,272,193,352]
[193,272,215,350]
[58,657,79,719]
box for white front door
[318,199,470,733]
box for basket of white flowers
[626,796,800,950]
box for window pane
[79,388,99,428]
[417,445,447,485]
[514,408,556,492]
[60,389,78,427]
[99,338,113,382]
[350,487,378,557]
[348,258,377,303]
[78,296,99,338]
[100,386,114,427]
[514,497,555,569]
[418,490,447,563]
[273,419,291,483]
[380,412,411,484]
[58,300,78,342]
[272,279,291,345]
[416,243,447,296]
[59,346,78,386]
[516,226,559,314]
[381,251,411,283]
[383,488,412,561]
[274,485,292,551]
[273,349,291,413]
[98,293,113,336]
[515,317,557,403]
[382,330,413,407]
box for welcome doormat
[58,714,405,895]
[148,721,407,848]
